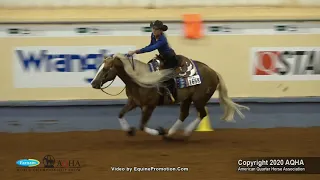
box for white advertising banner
[251,47,320,81]
[13,46,136,88]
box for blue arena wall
[1,97,320,133]
[1,97,320,106]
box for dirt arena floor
[1,127,320,180]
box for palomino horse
[91,53,249,138]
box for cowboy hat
[150,20,168,31]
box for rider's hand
[128,51,136,56]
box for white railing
[0,0,319,8]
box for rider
[128,20,179,102]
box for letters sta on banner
[251,47,320,81]
[13,46,136,88]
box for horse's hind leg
[183,85,215,136]
[184,102,207,136]
[118,98,137,136]
[166,98,192,137]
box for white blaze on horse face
[91,63,105,84]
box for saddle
[148,54,202,104]
[150,54,197,78]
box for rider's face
[152,28,162,36]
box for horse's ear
[103,55,112,62]
[102,56,107,62]
[155,54,162,59]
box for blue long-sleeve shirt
[137,33,175,56]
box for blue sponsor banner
[13,46,135,88]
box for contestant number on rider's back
[187,75,201,86]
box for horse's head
[91,55,119,89]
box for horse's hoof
[156,127,166,136]
[183,135,191,141]
[162,135,173,141]
[127,127,136,136]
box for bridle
[99,78,126,96]
[98,54,135,96]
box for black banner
[237,157,320,174]
[208,26,231,32]
[7,28,31,35]
[75,27,98,34]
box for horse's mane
[113,53,175,88]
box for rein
[100,78,126,96]
[99,54,135,96]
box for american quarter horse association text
[91,53,250,139]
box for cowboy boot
[168,88,176,103]
[164,87,175,103]
[164,79,175,103]
[156,85,163,96]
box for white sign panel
[13,46,136,88]
[251,47,320,81]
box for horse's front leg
[118,98,137,136]
[139,106,166,136]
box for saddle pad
[175,60,202,89]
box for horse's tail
[216,71,250,122]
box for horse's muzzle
[91,81,100,89]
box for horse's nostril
[91,82,99,89]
